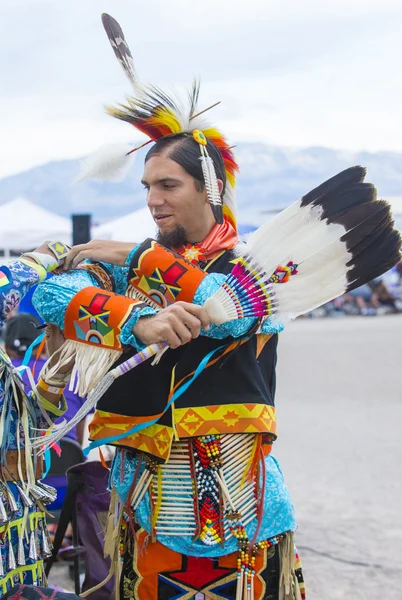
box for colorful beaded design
[192,435,224,546]
[269,261,298,284]
[230,523,287,596]
[177,243,207,266]
[193,129,208,146]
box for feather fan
[204,166,402,322]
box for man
[32,73,303,600]
[27,11,402,597]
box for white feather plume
[75,143,135,182]
[223,181,237,219]
[200,155,222,207]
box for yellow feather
[151,107,182,134]
[223,205,236,227]
[226,171,236,187]
[203,127,223,140]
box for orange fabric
[174,404,277,438]
[64,286,141,351]
[128,240,207,308]
[193,216,238,261]
[132,529,268,599]
[218,549,267,598]
[89,404,276,462]
[32,335,47,378]
[90,416,173,461]
[134,530,183,599]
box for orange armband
[127,239,207,309]
[64,286,143,351]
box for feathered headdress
[78,13,238,228]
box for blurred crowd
[307,262,402,318]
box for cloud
[0,0,402,177]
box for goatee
[156,225,188,250]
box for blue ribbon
[22,332,46,367]
[83,343,227,456]
[42,448,52,479]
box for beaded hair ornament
[78,13,238,228]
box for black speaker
[72,214,91,246]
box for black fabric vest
[96,250,278,425]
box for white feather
[274,244,351,318]
[75,143,135,182]
[243,200,349,279]
[223,181,237,218]
[200,155,221,207]
[218,189,378,322]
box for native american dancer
[0,242,74,594]
[30,14,401,600]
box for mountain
[0,143,401,225]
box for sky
[1,0,402,178]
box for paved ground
[274,316,402,599]
[49,316,402,599]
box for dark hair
[145,133,226,195]
[5,313,41,358]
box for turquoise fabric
[110,450,296,557]
[32,264,283,348]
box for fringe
[80,570,115,599]
[44,338,120,397]
[126,284,161,310]
[69,341,121,397]
[31,370,118,453]
[279,532,297,600]
[104,488,122,561]
[233,532,296,600]
[81,488,123,599]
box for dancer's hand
[22,242,69,272]
[33,241,56,256]
[133,302,210,349]
[63,240,136,270]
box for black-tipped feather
[328,200,388,240]
[319,183,377,223]
[342,202,394,257]
[101,13,138,90]
[346,227,402,290]
[301,166,366,207]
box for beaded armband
[76,262,115,292]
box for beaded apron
[153,433,258,544]
[126,433,297,598]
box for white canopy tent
[93,207,157,242]
[0,197,72,255]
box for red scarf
[177,217,238,265]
